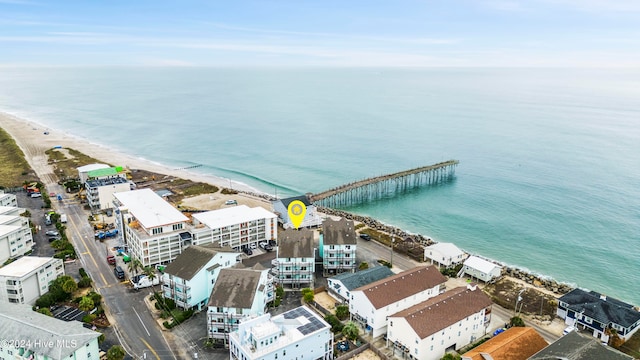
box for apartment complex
[191,205,277,250]
[321,218,357,275]
[0,256,64,305]
[387,285,493,360]
[272,229,315,289]
[84,166,130,211]
[207,264,275,345]
[349,265,447,338]
[0,206,34,264]
[0,300,101,360]
[0,190,17,207]
[229,306,333,360]
[162,243,241,310]
[113,189,190,267]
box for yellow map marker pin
[287,200,307,229]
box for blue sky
[1,0,639,67]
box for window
[152,228,163,235]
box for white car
[225,199,238,205]
[563,326,575,335]
[45,230,59,237]
[30,192,42,198]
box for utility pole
[390,235,394,267]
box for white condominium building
[191,205,277,251]
[113,189,190,267]
[0,256,64,305]
[0,208,34,265]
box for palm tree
[79,296,95,312]
[144,266,158,292]
[62,278,78,294]
[127,258,142,278]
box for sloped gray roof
[164,243,237,281]
[278,195,312,208]
[331,266,394,291]
[0,301,100,359]
[529,330,633,360]
[322,218,357,245]
[278,229,314,258]
[559,288,640,328]
[208,267,263,309]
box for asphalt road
[57,192,177,359]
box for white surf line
[133,306,151,337]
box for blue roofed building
[557,288,640,343]
[326,266,394,304]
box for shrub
[324,314,344,333]
[79,268,88,278]
[78,277,92,288]
[82,314,97,323]
[35,294,55,308]
[335,305,350,320]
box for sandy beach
[0,111,263,195]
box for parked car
[45,230,59,237]
[359,233,371,241]
[225,199,238,205]
[243,247,253,255]
[107,255,116,265]
[113,266,125,280]
[563,326,575,335]
[259,242,273,251]
[30,192,42,198]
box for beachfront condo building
[349,265,447,339]
[162,243,241,310]
[0,300,101,360]
[321,217,357,275]
[207,264,275,345]
[0,257,64,305]
[272,229,315,289]
[77,163,110,184]
[229,305,333,360]
[83,165,131,211]
[387,285,493,360]
[0,206,34,265]
[113,189,191,267]
[271,195,323,229]
[0,190,18,207]
[190,205,278,251]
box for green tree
[127,258,142,277]
[144,266,158,291]
[342,321,359,341]
[62,278,78,294]
[441,354,461,360]
[79,296,95,312]
[510,316,525,327]
[37,308,53,316]
[335,305,350,320]
[106,345,126,360]
[358,262,369,270]
[301,288,314,303]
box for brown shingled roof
[389,285,493,339]
[163,243,237,281]
[277,229,314,258]
[207,267,263,309]
[355,266,446,309]
[322,218,357,245]
[462,327,548,360]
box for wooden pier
[311,160,459,208]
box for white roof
[193,205,277,229]
[464,255,502,274]
[0,224,21,237]
[0,206,21,215]
[77,163,110,172]
[0,215,19,225]
[425,242,465,258]
[0,257,56,277]
[113,189,188,228]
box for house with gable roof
[327,266,394,304]
[349,265,447,338]
[387,285,493,360]
[207,264,275,345]
[529,330,633,360]
[461,255,502,283]
[0,300,102,360]
[271,195,323,229]
[321,217,357,275]
[556,288,640,343]
[424,242,468,268]
[162,243,241,310]
[272,229,315,289]
[461,327,547,360]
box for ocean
[1,67,639,304]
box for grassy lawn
[0,127,37,187]
[45,147,112,181]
